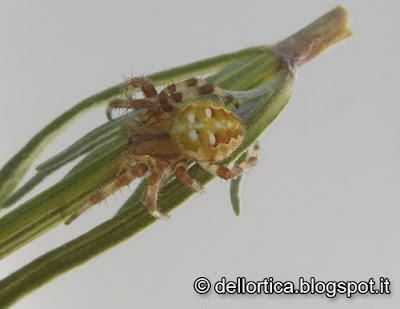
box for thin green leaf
[0,85,120,204]
[0,135,126,208]
[36,111,138,171]
[1,169,55,208]
[0,139,129,259]
[230,150,249,216]
[63,136,126,179]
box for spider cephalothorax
[66,77,258,224]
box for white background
[0,1,399,308]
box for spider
[65,77,259,224]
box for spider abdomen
[170,101,244,162]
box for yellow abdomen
[170,101,244,162]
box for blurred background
[0,1,399,308]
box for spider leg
[175,161,204,193]
[106,98,159,120]
[147,161,171,219]
[65,163,149,224]
[160,77,206,95]
[122,77,158,99]
[159,80,239,109]
[198,141,259,180]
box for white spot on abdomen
[187,113,195,123]
[189,130,198,141]
[209,133,216,145]
[205,108,212,118]
[215,122,222,129]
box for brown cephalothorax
[66,77,259,224]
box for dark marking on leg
[175,164,204,193]
[122,77,157,98]
[165,83,176,94]
[186,77,197,87]
[141,83,158,98]
[159,92,174,112]
[199,84,214,95]
[170,92,183,103]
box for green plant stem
[0,6,353,308]
[273,6,353,67]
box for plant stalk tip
[273,6,354,68]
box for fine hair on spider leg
[107,76,240,120]
[65,162,149,224]
[198,141,259,180]
[122,76,158,98]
